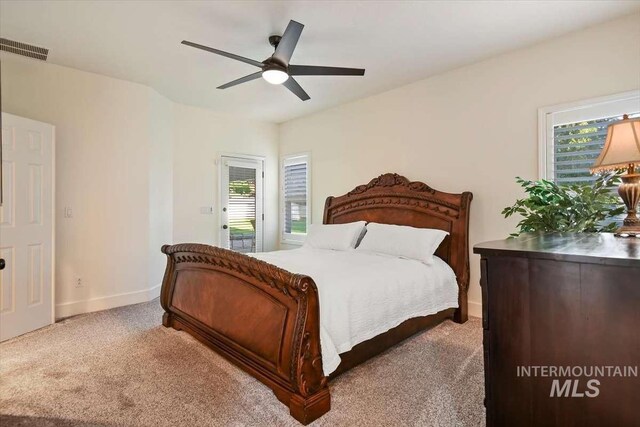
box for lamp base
[614,227,639,237]
[615,172,640,238]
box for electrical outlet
[74,277,83,288]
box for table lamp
[591,114,640,237]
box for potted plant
[502,174,624,237]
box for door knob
[222,225,228,229]
[0,258,4,270]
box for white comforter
[252,247,459,375]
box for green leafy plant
[502,174,624,237]
[229,180,254,196]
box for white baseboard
[468,300,482,319]
[55,283,162,319]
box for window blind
[283,159,308,236]
[553,113,639,185]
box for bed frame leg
[163,312,185,331]
[453,308,467,324]
[453,293,468,323]
[162,312,174,328]
[288,388,331,425]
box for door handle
[222,225,228,230]
[0,258,4,270]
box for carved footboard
[160,244,329,425]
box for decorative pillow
[356,222,448,264]
[303,221,367,251]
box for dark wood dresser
[474,233,639,427]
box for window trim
[280,152,311,246]
[538,90,640,180]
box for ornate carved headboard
[323,173,473,322]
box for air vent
[0,38,48,61]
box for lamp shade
[591,115,640,173]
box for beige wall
[172,103,279,250]
[1,55,279,317]
[279,14,640,316]
[1,56,167,317]
[148,91,174,291]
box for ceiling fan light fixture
[262,69,289,85]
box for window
[281,153,310,244]
[539,91,640,183]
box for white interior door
[1,113,55,342]
[220,156,263,253]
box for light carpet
[0,299,485,426]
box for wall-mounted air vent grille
[0,38,48,61]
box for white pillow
[356,222,448,264]
[303,221,367,251]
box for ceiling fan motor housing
[262,56,287,71]
[268,35,282,48]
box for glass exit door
[220,156,263,253]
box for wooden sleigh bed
[160,173,473,424]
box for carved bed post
[160,244,176,328]
[453,191,473,324]
[288,276,330,423]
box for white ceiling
[1,1,638,123]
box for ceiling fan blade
[217,71,263,89]
[181,40,263,68]
[273,20,304,65]
[283,77,310,101]
[289,65,365,76]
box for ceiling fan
[181,20,365,101]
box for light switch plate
[200,206,214,215]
